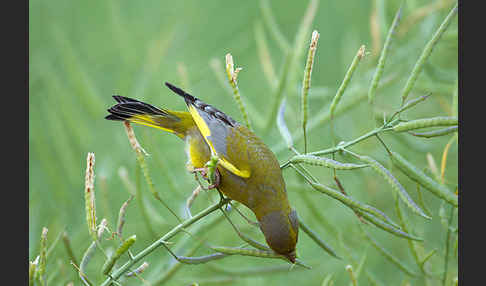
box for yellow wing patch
[130,115,176,134]
[188,105,250,178]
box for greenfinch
[106,82,299,262]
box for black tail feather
[106,95,176,122]
[164,82,198,105]
[164,82,238,127]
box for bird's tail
[105,95,194,139]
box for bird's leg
[206,168,221,190]
[205,154,221,189]
[191,168,210,190]
[190,167,221,190]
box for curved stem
[308,125,394,156]
[100,200,227,286]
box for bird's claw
[192,167,221,190]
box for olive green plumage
[106,82,299,262]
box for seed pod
[210,246,311,269]
[361,228,419,277]
[29,260,37,286]
[36,227,48,284]
[171,253,228,264]
[125,262,149,277]
[368,4,402,104]
[309,181,399,229]
[409,126,458,138]
[393,116,458,132]
[277,98,293,149]
[117,196,134,238]
[389,151,457,207]
[329,45,366,119]
[84,152,97,240]
[291,154,369,170]
[356,155,430,219]
[299,220,340,259]
[358,210,423,241]
[102,235,137,275]
[301,30,320,152]
[397,93,431,114]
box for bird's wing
[165,82,251,178]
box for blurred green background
[29,0,458,285]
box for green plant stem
[308,123,395,156]
[442,206,455,286]
[361,227,418,277]
[273,74,399,155]
[100,200,227,286]
[265,51,293,132]
[135,163,156,238]
[259,0,290,52]
[62,231,78,266]
[255,21,278,88]
[395,193,425,275]
[299,220,340,259]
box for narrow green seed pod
[210,246,310,269]
[266,50,293,132]
[452,79,458,117]
[400,4,458,103]
[321,274,335,286]
[79,242,96,285]
[221,210,269,251]
[255,21,278,88]
[173,253,228,264]
[259,0,290,52]
[419,249,437,269]
[62,231,78,266]
[301,30,319,153]
[117,195,134,238]
[29,260,36,286]
[308,181,399,229]
[393,116,457,132]
[359,211,422,241]
[125,262,149,277]
[346,265,358,286]
[361,228,418,277]
[36,227,48,285]
[291,154,369,170]
[397,93,432,114]
[277,98,294,149]
[299,220,340,259]
[84,152,97,240]
[390,151,457,206]
[409,126,458,138]
[225,53,251,130]
[356,155,430,219]
[211,246,280,258]
[368,4,402,104]
[102,235,137,275]
[329,45,366,119]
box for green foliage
[29,0,458,285]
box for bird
[105,82,299,263]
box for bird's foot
[191,167,221,190]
